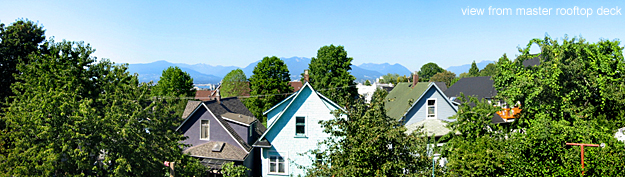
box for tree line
[2,18,624,176]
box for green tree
[221,162,249,177]
[0,40,200,176]
[429,70,456,88]
[417,62,444,81]
[477,63,497,77]
[445,35,625,176]
[379,73,400,84]
[0,19,46,104]
[221,68,248,98]
[468,60,480,76]
[151,66,195,98]
[307,45,358,106]
[302,88,432,176]
[245,56,292,124]
[364,79,371,86]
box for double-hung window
[269,156,286,174]
[427,99,436,118]
[200,120,210,140]
[295,116,305,136]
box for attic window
[427,99,436,118]
[212,142,225,152]
[200,120,210,140]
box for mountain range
[445,60,494,75]
[126,57,489,85]
[126,57,413,84]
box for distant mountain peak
[126,57,413,84]
[446,60,494,74]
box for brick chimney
[304,70,309,83]
[412,71,418,88]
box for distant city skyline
[1,0,623,71]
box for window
[295,116,305,136]
[269,156,286,174]
[200,120,209,140]
[427,99,436,118]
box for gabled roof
[290,81,303,92]
[182,101,202,118]
[444,76,497,101]
[255,82,343,144]
[402,82,457,121]
[177,98,259,152]
[195,90,216,101]
[434,82,448,92]
[384,82,431,120]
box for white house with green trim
[252,82,344,176]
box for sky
[1,0,624,71]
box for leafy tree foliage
[364,79,371,86]
[303,89,432,176]
[478,63,498,77]
[245,56,292,123]
[0,19,46,104]
[429,70,456,88]
[0,40,204,176]
[378,73,408,85]
[307,45,358,106]
[444,36,625,176]
[151,66,195,98]
[417,62,444,81]
[221,162,249,177]
[221,68,248,98]
[468,60,480,76]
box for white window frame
[426,98,437,119]
[200,119,210,140]
[268,152,288,175]
[295,116,306,137]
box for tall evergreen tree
[245,56,292,124]
[307,45,358,106]
[468,60,479,76]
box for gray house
[402,82,458,136]
[176,97,265,176]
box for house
[444,76,520,123]
[289,81,303,92]
[384,74,447,121]
[195,90,217,101]
[401,82,458,136]
[252,81,344,176]
[177,97,266,176]
[356,82,393,103]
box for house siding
[404,86,457,126]
[261,86,338,177]
[226,120,249,143]
[179,106,245,150]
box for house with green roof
[385,81,456,136]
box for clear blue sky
[1,0,623,71]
